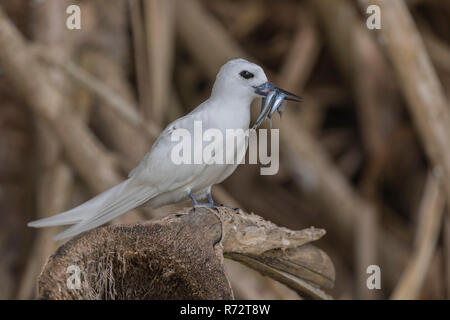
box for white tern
[28,58,301,240]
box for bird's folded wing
[128,112,208,194]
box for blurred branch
[144,0,175,125]
[175,0,247,79]
[360,0,450,206]
[0,4,147,245]
[38,207,334,300]
[391,171,445,299]
[311,0,402,299]
[17,162,72,299]
[277,6,323,133]
[310,0,445,298]
[36,48,161,139]
[81,51,150,173]
[419,21,450,74]
[312,0,398,187]
[16,0,74,299]
[128,0,152,115]
[278,7,321,92]
[0,7,121,194]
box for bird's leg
[207,191,217,207]
[188,191,199,207]
[189,191,217,210]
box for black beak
[253,82,302,102]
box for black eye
[239,70,254,79]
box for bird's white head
[211,58,268,103]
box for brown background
[0,0,449,300]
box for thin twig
[391,170,445,299]
[144,0,175,125]
[128,0,152,115]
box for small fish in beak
[253,89,277,129]
[268,91,286,119]
[252,82,302,129]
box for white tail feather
[28,179,155,240]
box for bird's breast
[205,102,251,131]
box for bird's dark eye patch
[239,70,254,79]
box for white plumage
[28,58,268,240]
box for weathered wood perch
[37,207,335,300]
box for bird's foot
[190,190,238,212]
